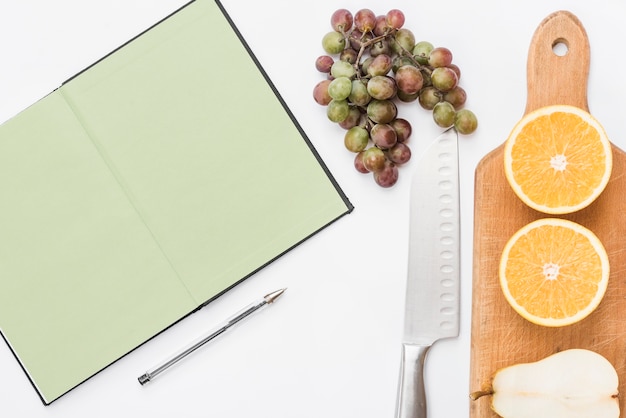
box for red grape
[367,76,397,100]
[428,47,453,67]
[374,15,387,36]
[443,86,467,109]
[339,107,363,130]
[385,9,405,30]
[339,48,358,64]
[373,161,399,187]
[395,65,424,95]
[371,123,398,149]
[390,118,412,142]
[354,151,369,173]
[366,54,393,76]
[331,9,353,33]
[313,80,332,106]
[388,142,411,164]
[354,9,376,32]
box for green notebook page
[0,0,351,404]
[0,91,197,404]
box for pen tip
[264,288,286,303]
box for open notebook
[0,0,352,404]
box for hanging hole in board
[552,38,569,56]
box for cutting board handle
[525,10,590,114]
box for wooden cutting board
[470,10,626,417]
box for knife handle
[395,343,431,418]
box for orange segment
[499,218,610,327]
[504,105,612,214]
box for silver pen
[138,288,286,384]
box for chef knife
[395,127,461,418]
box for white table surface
[1,1,625,417]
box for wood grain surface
[470,10,626,417]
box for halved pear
[471,349,619,418]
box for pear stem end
[469,389,494,401]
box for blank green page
[0,0,352,404]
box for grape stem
[347,28,430,81]
[347,29,426,131]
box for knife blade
[395,127,460,418]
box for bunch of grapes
[313,8,478,187]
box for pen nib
[264,288,286,304]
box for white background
[1,1,625,417]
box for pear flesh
[481,349,619,418]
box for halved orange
[504,105,612,214]
[499,218,610,327]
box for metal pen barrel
[138,288,285,385]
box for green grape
[394,28,416,53]
[327,99,350,122]
[330,60,356,79]
[349,79,371,106]
[344,126,370,152]
[454,109,478,135]
[432,101,456,128]
[322,31,346,55]
[418,86,441,110]
[367,76,397,100]
[362,147,386,172]
[367,99,397,124]
[431,67,458,92]
[328,77,352,100]
[412,41,433,65]
[396,90,419,103]
[370,39,391,57]
[420,68,432,87]
[392,55,415,73]
[360,56,374,75]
